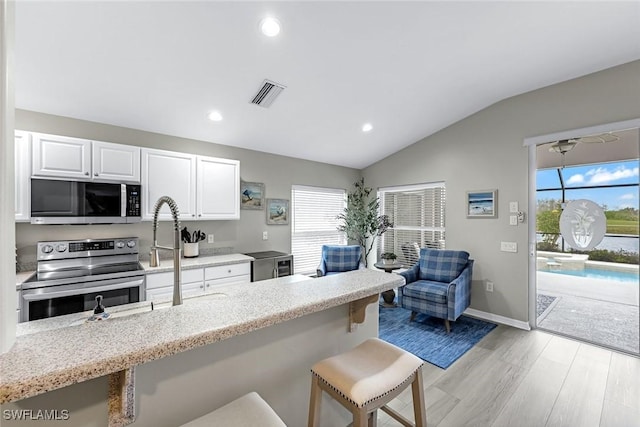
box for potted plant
[337,178,393,267]
[381,252,397,265]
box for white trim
[378,181,445,193]
[522,118,640,147]
[464,308,531,331]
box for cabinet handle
[94,173,99,176]
[206,283,210,288]
[198,214,202,217]
[84,172,89,176]
[192,214,195,217]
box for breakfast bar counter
[1,269,403,426]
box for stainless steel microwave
[30,179,142,224]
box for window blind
[377,182,446,265]
[291,185,347,275]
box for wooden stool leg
[444,319,451,333]
[354,407,368,427]
[410,311,417,322]
[368,409,378,427]
[308,375,322,427]
[411,369,427,427]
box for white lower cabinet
[145,262,250,303]
[205,263,250,290]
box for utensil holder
[183,243,199,258]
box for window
[378,182,446,265]
[291,185,347,275]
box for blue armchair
[398,248,474,333]
[316,245,365,277]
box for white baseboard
[464,308,531,331]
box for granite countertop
[141,253,254,273]
[1,269,404,404]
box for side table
[373,262,403,306]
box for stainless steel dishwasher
[243,251,293,282]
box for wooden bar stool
[308,338,426,427]
[181,392,287,427]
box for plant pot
[382,258,395,265]
[183,242,199,258]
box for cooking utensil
[181,227,190,243]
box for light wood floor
[377,325,640,427]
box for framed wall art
[266,198,289,225]
[240,181,265,210]
[466,190,497,218]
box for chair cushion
[418,249,469,283]
[322,245,362,272]
[311,338,423,408]
[403,280,448,304]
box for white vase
[383,258,394,265]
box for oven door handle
[22,278,144,301]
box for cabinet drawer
[146,268,203,289]
[205,274,250,291]
[205,263,250,280]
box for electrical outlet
[207,234,214,244]
[509,215,518,226]
[486,281,494,292]
[262,231,268,240]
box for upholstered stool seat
[308,338,426,427]
[181,392,286,427]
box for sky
[537,160,640,210]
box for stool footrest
[380,405,414,427]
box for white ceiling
[14,1,640,169]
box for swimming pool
[546,268,639,283]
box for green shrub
[569,248,639,265]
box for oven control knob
[56,244,67,252]
[41,245,54,254]
[116,241,125,249]
[126,240,136,248]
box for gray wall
[15,110,360,266]
[363,60,640,323]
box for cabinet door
[196,156,240,220]
[32,133,91,179]
[92,141,140,183]
[14,131,31,221]
[141,148,197,220]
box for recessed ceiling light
[260,17,281,37]
[362,123,373,132]
[208,111,223,122]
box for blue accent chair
[316,245,365,277]
[398,248,474,333]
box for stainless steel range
[20,237,145,322]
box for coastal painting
[241,181,265,210]
[267,199,289,225]
[467,190,497,218]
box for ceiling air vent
[250,79,286,108]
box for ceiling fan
[548,132,620,154]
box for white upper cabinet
[14,131,31,222]
[32,133,91,179]
[141,149,240,221]
[196,156,240,220]
[91,141,140,182]
[141,148,197,220]
[31,133,141,183]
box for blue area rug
[379,305,497,369]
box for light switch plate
[509,201,519,213]
[207,234,214,244]
[500,241,518,252]
[509,215,518,226]
[262,231,268,240]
